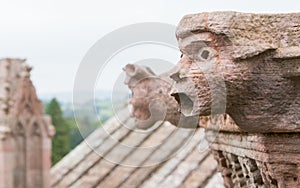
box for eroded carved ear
[123,64,155,87]
[231,43,277,60]
[272,47,300,79]
[273,46,300,59]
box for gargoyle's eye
[201,50,210,60]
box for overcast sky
[0,0,299,97]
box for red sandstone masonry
[0,59,54,188]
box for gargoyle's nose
[170,72,181,82]
[169,69,200,117]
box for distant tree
[66,117,84,150]
[45,98,70,165]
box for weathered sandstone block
[171,12,300,132]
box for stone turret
[0,58,54,188]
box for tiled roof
[51,109,224,188]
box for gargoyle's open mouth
[171,92,194,116]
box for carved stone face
[170,32,227,118]
[171,28,300,132]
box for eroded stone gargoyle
[171,12,300,132]
[123,64,199,129]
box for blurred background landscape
[42,92,115,164]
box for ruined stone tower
[0,58,54,188]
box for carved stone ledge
[208,129,300,188]
[212,150,265,188]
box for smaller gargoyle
[123,63,199,129]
